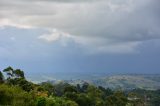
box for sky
[0,0,160,75]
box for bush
[36,97,46,106]
[0,84,35,106]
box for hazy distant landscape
[27,73,160,90]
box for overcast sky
[0,0,160,74]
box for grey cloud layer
[0,0,160,53]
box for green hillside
[91,74,160,90]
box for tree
[14,69,25,79]
[98,86,113,98]
[105,91,128,106]
[76,84,81,92]
[36,97,46,106]
[41,82,55,95]
[65,92,78,101]
[3,66,14,79]
[2,67,33,91]
[16,78,34,92]
[87,85,104,106]
[54,82,70,96]
[64,85,77,93]
[64,100,78,106]
[76,93,93,106]
[81,82,89,93]
[3,67,25,79]
[0,71,4,83]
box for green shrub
[0,84,35,106]
[36,97,46,106]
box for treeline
[0,67,160,106]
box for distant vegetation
[0,66,160,106]
[91,74,160,90]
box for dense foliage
[0,67,160,106]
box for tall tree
[3,66,14,79]
[14,69,25,79]
[3,67,25,79]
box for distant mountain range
[27,73,160,90]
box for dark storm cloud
[0,0,160,53]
